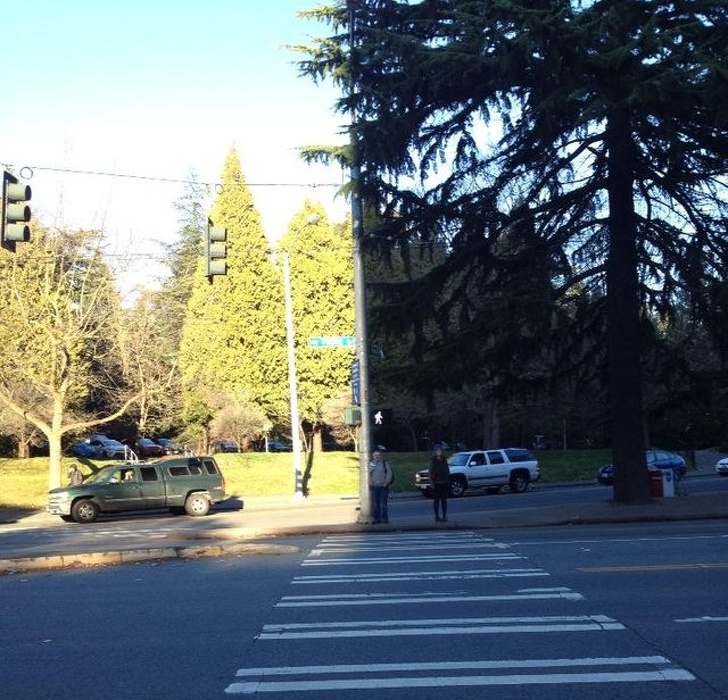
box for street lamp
[348,3,373,523]
[281,215,319,499]
[282,250,304,499]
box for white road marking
[675,616,728,623]
[276,587,583,607]
[302,553,523,566]
[256,614,623,639]
[226,656,693,694]
[293,567,548,584]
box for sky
[0,0,349,299]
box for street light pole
[283,250,305,499]
[348,1,373,523]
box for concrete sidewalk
[1,486,727,575]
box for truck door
[101,467,144,511]
[485,450,508,484]
[138,466,166,508]
[466,452,489,488]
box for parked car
[135,438,166,459]
[212,439,239,453]
[156,438,185,455]
[87,436,128,460]
[716,456,728,476]
[70,441,102,459]
[596,449,686,486]
[267,439,292,452]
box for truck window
[202,458,218,475]
[486,451,505,464]
[140,467,159,482]
[169,466,190,476]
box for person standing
[368,450,393,524]
[67,464,83,486]
[429,445,450,522]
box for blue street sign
[308,335,355,348]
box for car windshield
[449,453,471,467]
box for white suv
[415,448,540,497]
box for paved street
[2,521,725,699]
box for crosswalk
[224,531,694,696]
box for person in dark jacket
[429,445,450,522]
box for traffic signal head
[2,171,32,253]
[205,220,227,281]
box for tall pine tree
[179,148,288,443]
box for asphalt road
[1,519,726,699]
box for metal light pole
[281,215,320,500]
[348,1,373,523]
[282,250,305,499]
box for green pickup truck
[48,456,227,523]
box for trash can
[662,468,675,498]
[649,470,663,497]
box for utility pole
[349,1,372,523]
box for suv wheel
[449,476,467,498]
[185,493,210,517]
[509,471,530,493]
[71,499,99,523]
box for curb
[0,541,300,576]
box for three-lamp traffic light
[205,218,227,281]
[1,171,32,252]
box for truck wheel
[185,493,210,517]
[449,476,467,497]
[509,471,530,493]
[71,499,99,523]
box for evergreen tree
[179,148,287,446]
[280,202,354,449]
[151,172,208,437]
[299,0,727,504]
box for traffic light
[205,219,227,281]
[1,171,32,252]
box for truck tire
[509,470,530,493]
[449,476,467,498]
[184,492,210,517]
[71,499,99,523]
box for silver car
[716,457,728,476]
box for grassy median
[0,449,613,511]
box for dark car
[71,441,102,459]
[596,449,686,486]
[212,439,239,453]
[136,438,166,459]
[267,439,292,452]
[156,438,184,455]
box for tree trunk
[605,108,650,504]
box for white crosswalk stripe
[228,656,693,694]
[293,567,547,584]
[277,587,583,607]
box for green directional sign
[308,335,355,348]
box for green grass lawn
[0,449,611,511]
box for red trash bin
[649,470,663,497]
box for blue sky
[1,1,347,297]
